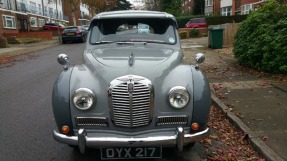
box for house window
[30,2,37,14]
[49,7,53,17]
[38,4,42,15]
[44,6,47,16]
[30,17,38,27]
[39,18,45,27]
[2,15,16,29]
[0,0,5,9]
[221,6,232,16]
[242,4,253,15]
[205,0,213,7]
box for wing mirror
[194,53,205,69]
[57,54,70,70]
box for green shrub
[233,0,287,74]
[179,31,188,39]
[7,37,21,44]
[189,29,199,38]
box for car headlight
[168,86,190,109]
[72,88,95,110]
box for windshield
[89,18,177,45]
[189,18,205,23]
[64,27,78,32]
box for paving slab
[181,37,286,161]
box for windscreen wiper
[116,41,135,45]
[130,39,169,44]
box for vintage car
[52,10,211,159]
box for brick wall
[214,0,221,15]
[3,32,53,39]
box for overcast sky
[127,0,145,6]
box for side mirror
[194,53,205,69]
[57,54,70,70]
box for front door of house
[18,18,28,32]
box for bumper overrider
[53,127,210,154]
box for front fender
[191,66,211,132]
[52,67,74,136]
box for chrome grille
[109,75,153,128]
[156,116,188,126]
[75,117,108,127]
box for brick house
[0,0,67,37]
[204,0,221,15]
[183,0,285,16]
[182,0,194,15]
[0,0,91,38]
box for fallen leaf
[209,134,219,140]
[262,136,269,141]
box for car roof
[93,10,175,20]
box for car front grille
[109,75,153,128]
[156,116,188,126]
[75,117,108,127]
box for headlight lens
[72,88,95,110]
[168,86,190,109]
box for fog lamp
[191,123,199,131]
[61,125,70,134]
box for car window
[189,19,205,23]
[64,27,78,32]
[90,18,176,45]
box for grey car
[61,26,88,44]
[52,10,211,160]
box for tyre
[80,36,85,43]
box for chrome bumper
[53,127,210,154]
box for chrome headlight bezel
[72,88,96,110]
[168,86,190,109]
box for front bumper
[53,127,210,154]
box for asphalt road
[0,43,206,161]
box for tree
[145,0,161,11]
[113,0,132,11]
[192,0,204,15]
[60,0,81,26]
[82,0,117,14]
[160,0,182,16]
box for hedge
[176,15,248,28]
[233,0,287,73]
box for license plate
[66,33,74,36]
[101,147,162,159]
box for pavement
[182,37,287,161]
[0,37,60,58]
[0,37,286,161]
